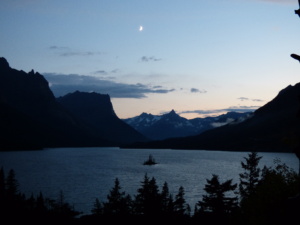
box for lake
[0,147,298,215]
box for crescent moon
[139,26,143,31]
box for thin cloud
[49,45,102,57]
[93,69,119,75]
[111,69,119,73]
[252,99,264,102]
[60,51,102,57]
[141,56,162,62]
[94,70,108,75]
[238,97,264,102]
[190,88,207,93]
[238,97,249,101]
[211,118,235,128]
[181,105,260,115]
[49,45,69,50]
[43,73,174,98]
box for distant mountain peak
[163,109,178,116]
[163,109,181,120]
[169,109,176,114]
[140,112,152,117]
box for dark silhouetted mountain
[123,109,252,140]
[123,83,300,152]
[0,57,113,150]
[57,91,148,145]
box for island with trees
[143,154,157,165]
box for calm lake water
[0,147,298,215]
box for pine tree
[36,192,47,213]
[173,186,190,216]
[134,173,161,215]
[160,181,174,214]
[49,190,80,218]
[197,174,238,215]
[102,178,132,215]
[91,198,103,215]
[5,169,19,200]
[239,152,262,201]
[0,167,5,202]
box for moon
[139,26,143,31]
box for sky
[1,0,300,119]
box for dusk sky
[1,0,300,119]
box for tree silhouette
[173,186,191,216]
[91,198,103,215]
[295,0,300,17]
[239,152,262,202]
[239,160,299,225]
[5,169,19,199]
[48,190,80,219]
[197,174,238,215]
[160,181,174,214]
[36,192,47,214]
[0,167,5,203]
[134,173,161,215]
[102,178,132,215]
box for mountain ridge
[123,110,252,140]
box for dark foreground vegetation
[0,152,299,225]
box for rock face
[0,57,146,150]
[124,83,300,153]
[57,91,148,145]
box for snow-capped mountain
[122,110,252,140]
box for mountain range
[123,83,300,153]
[122,110,252,140]
[1,56,300,154]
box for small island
[143,154,157,165]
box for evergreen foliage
[239,152,262,201]
[143,154,157,165]
[239,159,300,225]
[174,186,191,216]
[134,173,162,215]
[0,168,80,224]
[91,198,103,215]
[160,181,174,214]
[102,178,133,215]
[5,169,19,199]
[0,167,5,199]
[196,174,238,215]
